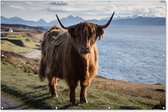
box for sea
[96,25,166,84]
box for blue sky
[1,0,166,22]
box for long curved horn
[98,12,115,29]
[56,14,68,29]
[56,14,76,29]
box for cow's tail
[39,58,46,81]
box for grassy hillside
[1,32,41,53]
[1,51,165,110]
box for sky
[1,0,166,22]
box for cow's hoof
[50,92,57,97]
[52,94,58,98]
[80,99,88,104]
[49,90,58,97]
[70,100,78,106]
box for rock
[154,83,162,85]
[155,89,165,92]
[130,94,138,97]
[152,104,165,109]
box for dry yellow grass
[92,76,165,104]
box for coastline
[96,75,165,85]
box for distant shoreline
[96,75,164,85]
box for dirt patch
[1,92,24,110]
[21,50,41,59]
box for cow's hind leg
[80,79,90,103]
[48,76,58,97]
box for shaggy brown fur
[39,22,108,105]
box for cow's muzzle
[80,45,90,54]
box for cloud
[47,7,97,13]
[106,1,166,18]
[9,5,25,10]
[47,8,66,13]
[24,2,34,5]
[45,1,165,20]
[49,1,68,6]
[2,1,165,22]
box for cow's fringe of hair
[39,57,46,81]
[39,26,73,81]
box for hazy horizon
[1,1,166,22]
[1,14,166,24]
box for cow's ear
[96,27,104,40]
[68,28,76,38]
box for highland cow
[39,12,115,105]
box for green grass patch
[1,61,160,110]
[6,35,21,40]
[1,40,33,53]
[1,34,38,53]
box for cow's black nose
[81,45,89,50]
[81,45,90,53]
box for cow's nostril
[85,47,89,51]
[81,46,85,49]
[81,45,88,50]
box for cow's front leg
[48,76,58,97]
[69,80,78,105]
[80,79,90,103]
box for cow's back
[40,26,73,79]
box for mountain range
[1,15,165,28]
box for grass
[1,59,162,110]
[1,40,33,53]
[1,33,38,53]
